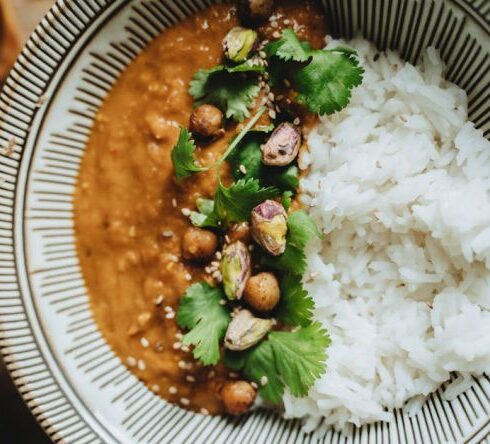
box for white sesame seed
[169,386,178,394]
[173,342,182,350]
[181,345,190,353]
[172,198,177,208]
[140,337,150,348]
[175,332,183,340]
[229,372,238,378]
[155,295,164,306]
[166,312,175,319]
[259,50,267,59]
[260,376,269,386]
[127,356,137,367]
[180,398,190,406]
[284,19,291,25]
[212,270,222,280]
[271,20,278,28]
[248,245,254,251]
[294,117,301,125]
[310,271,320,280]
[225,235,231,243]
[138,359,146,371]
[208,370,216,379]
[162,230,174,238]
[215,251,222,260]
[151,384,160,393]
[268,110,277,119]
[185,273,192,281]
[239,164,247,174]
[200,408,210,416]
[268,92,275,101]
[219,299,227,306]
[186,375,196,383]
[164,306,173,313]
[178,360,187,369]
[272,31,281,39]
[181,208,191,216]
[211,260,220,267]
[251,382,258,389]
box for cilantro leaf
[189,63,263,122]
[223,323,330,402]
[262,210,321,275]
[215,178,279,223]
[293,49,364,115]
[265,29,364,115]
[171,128,205,182]
[176,282,230,365]
[276,274,314,327]
[281,191,293,211]
[269,322,330,397]
[265,28,311,62]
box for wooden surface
[0,4,52,443]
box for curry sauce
[74,1,327,414]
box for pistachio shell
[261,122,301,166]
[220,241,251,300]
[223,27,258,63]
[251,200,288,256]
[225,309,273,351]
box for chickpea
[189,104,224,139]
[181,227,218,261]
[221,380,256,415]
[244,272,280,312]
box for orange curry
[74,1,327,414]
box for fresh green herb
[176,282,231,365]
[215,178,279,223]
[281,191,293,211]
[171,128,206,182]
[190,198,220,228]
[262,210,322,275]
[266,29,364,115]
[189,63,264,122]
[276,274,314,327]
[224,322,329,402]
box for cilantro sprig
[225,322,330,403]
[189,61,264,122]
[176,282,230,365]
[266,29,364,115]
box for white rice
[291,37,490,433]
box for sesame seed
[180,398,190,406]
[284,19,291,25]
[264,84,271,93]
[212,270,222,280]
[140,337,150,348]
[200,408,210,415]
[186,375,196,383]
[272,31,281,39]
[294,117,301,125]
[219,299,227,306]
[155,295,164,306]
[260,376,268,386]
[172,198,177,208]
[239,164,247,174]
[211,261,220,267]
[173,342,182,350]
[259,50,267,59]
[151,384,160,393]
[169,386,178,394]
[215,251,222,260]
[271,20,278,28]
[310,271,320,279]
[208,370,216,379]
[164,306,173,313]
[138,359,146,371]
[248,245,254,251]
[162,230,174,238]
[251,382,258,389]
[229,372,238,378]
[166,312,175,319]
[181,345,190,353]
[276,94,284,101]
[178,360,187,369]
[185,273,192,281]
[127,356,137,367]
[181,208,191,216]
[175,332,183,340]
[225,235,231,243]
[186,362,193,370]
[284,79,291,87]
[268,110,277,119]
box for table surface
[1,3,53,443]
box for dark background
[0,356,51,443]
[1,2,53,442]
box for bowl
[0,0,489,442]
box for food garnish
[181,227,218,261]
[189,104,224,139]
[261,122,301,166]
[220,241,251,300]
[176,282,230,365]
[224,309,273,351]
[223,27,258,63]
[250,200,288,255]
[170,14,363,415]
[238,0,274,24]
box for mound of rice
[291,38,490,432]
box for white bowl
[0,0,489,442]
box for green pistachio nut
[224,309,273,351]
[220,241,251,300]
[251,200,288,256]
[223,27,258,63]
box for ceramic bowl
[0,0,489,442]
